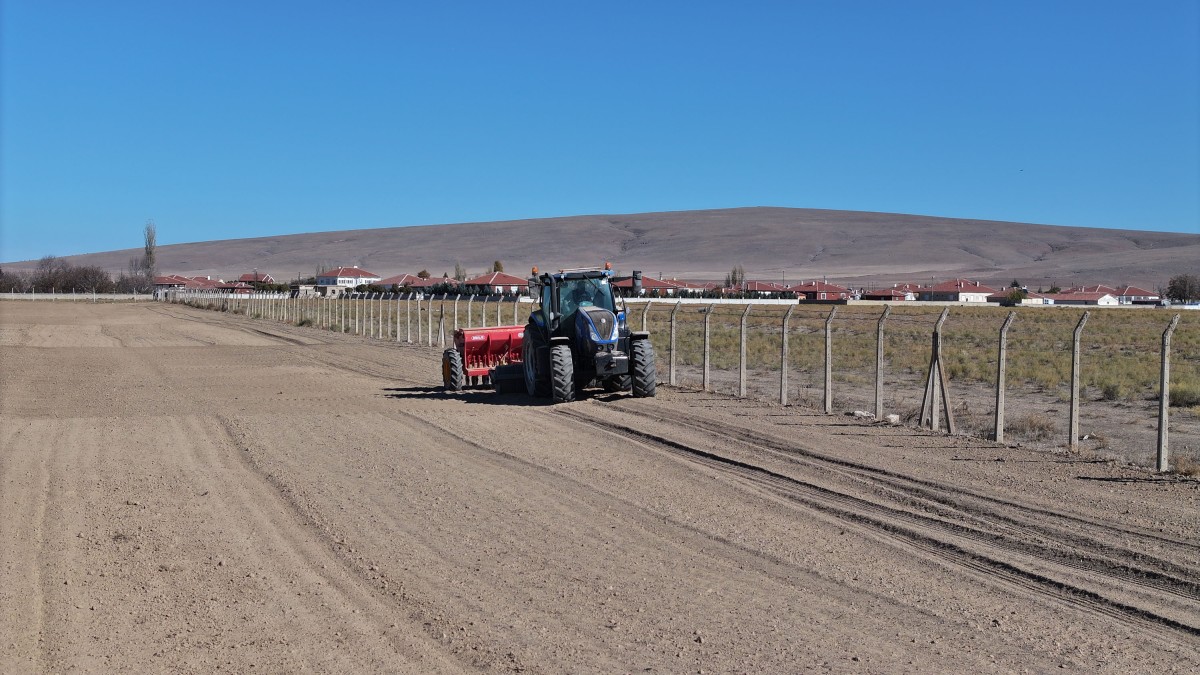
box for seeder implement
[441,325,525,392]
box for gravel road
[2,301,1197,672]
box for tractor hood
[575,306,619,347]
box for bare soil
[2,301,1198,673]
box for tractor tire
[631,339,657,398]
[523,326,550,397]
[493,364,524,394]
[442,349,465,391]
[550,344,576,403]
[603,374,631,392]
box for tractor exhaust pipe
[632,270,643,296]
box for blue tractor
[521,266,657,403]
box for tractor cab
[522,265,656,403]
[529,267,624,342]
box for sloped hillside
[9,207,1198,288]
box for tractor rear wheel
[550,344,576,403]
[442,349,465,391]
[523,326,550,397]
[631,340,657,398]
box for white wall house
[315,266,382,288]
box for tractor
[520,265,656,403]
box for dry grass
[1005,413,1057,442]
[1171,384,1200,408]
[1174,452,1200,477]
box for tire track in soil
[0,420,50,672]
[353,405,1026,671]
[195,414,462,673]
[607,400,1200,589]
[554,406,1200,644]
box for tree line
[1,222,158,294]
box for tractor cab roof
[531,265,615,284]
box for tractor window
[559,278,614,317]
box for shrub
[1169,384,1200,408]
[1007,413,1056,442]
[1175,453,1200,477]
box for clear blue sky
[2,1,1197,262]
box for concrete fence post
[481,296,489,328]
[702,304,715,392]
[780,305,796,405]
[1069,311,1090,452]
[496,295,502,326]
[438,303,446,348]
[512,296,519,325]
[467,296,474,327]
[739,304,752,397]
[994,311,1017,443]
[824,307,838,414]
[406,294,413,343]
[453,296,460,332]
[428,295,437,346]
[920,308,952,431]
[875,306,891,420]
[416,297,422,342]
[642,302,652,332]
[1157,314,1181,472]
[669,301,682,386]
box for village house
[986,290,1052,306]
[315,266,381,291]
[861,288,914,301]
[1044,292,1119,306]
[737,280,789,298]
[1115,286,1160,305]
[922,279,997,302]
[237,272,275,285]
[377,273,423,289]
[462,272,528,295]
[667,280,718,297]
[613,276,680,297]
[790,280,851,301]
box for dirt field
[2,301,1198,673]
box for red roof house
[790,280,851,301]
[237,272,275,284]
[463,272,528,295]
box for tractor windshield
[558,277,615,317]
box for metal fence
[162,289,1198,473]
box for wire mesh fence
[163,289,1199,471]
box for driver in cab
[559,282,597,319]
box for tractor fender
[629,331,651,341]
[549,336,572,346]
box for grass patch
[1170,384,1200,408]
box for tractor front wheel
[550,344,576,403]
[442,349,465,391]
[631,340,657,398]
[603,374,631,392]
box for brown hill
[8,207,1199,289]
